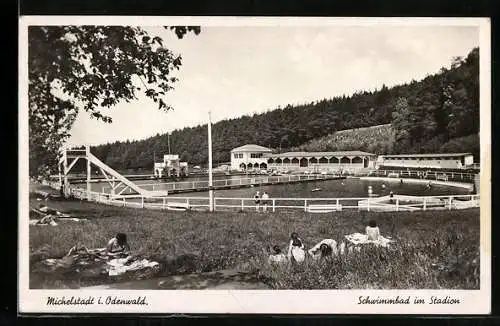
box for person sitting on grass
[268,245,288,265]
[106,233,131,257]
[287,232,306,264]
[308,238,337,260]
[366,220,381,241]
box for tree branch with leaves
[28,25,200,177]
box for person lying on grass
[268,245,288,265]
[287,232,306,264]
[318,243,334,260]
[38,204,70,217]
[36,215,57,226]
[308,238,338,260]
[106,233,131,257]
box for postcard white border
[18,16,491,314]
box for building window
[352,156,363,164]
[233,153,243,159]
[250,153,263,158]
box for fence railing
[68,187,480,213]
[130,173,341,192]
[363,169,476,183]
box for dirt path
[81,269,271,290]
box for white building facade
[376,153,474,169]
[154,154,189,178]
[230,144,273,171]
[265,151,376,173]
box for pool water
[85,176,470,199]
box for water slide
[86,152,168,197]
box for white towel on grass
[106,257,159,276]
[345,232,393,247]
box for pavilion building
[376,153,475,170]
[230,144,273,171]
[264,151,377,173]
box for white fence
[68,187,480,213]
[132,173,341,192]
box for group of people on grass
[267,220,383,266]
[94,219,383,268]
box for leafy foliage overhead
[29,25,200,177]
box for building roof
[264,151,375,158]
[380,153,472,158]
[231,144,273,153]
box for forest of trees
[90,47,479,170]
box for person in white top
[308,239,338,260]
[268,245,288,265]
[261,192,270,212]
[287,232,306,264]
[366,220,381,241]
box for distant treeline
[89,47,479,170]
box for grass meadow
[28,194,480,290]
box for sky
[66,25,479,147]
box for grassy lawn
[28,193,480,290]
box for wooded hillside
[90,47,479,169]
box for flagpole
[208,111,214,212]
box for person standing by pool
[287,232,306,265]
[389,191,394,204]
[261,191,270,212]
[254,191,261,212]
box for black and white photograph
[18,16,491,314]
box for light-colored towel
[345,232,393,247]
[106,257,159,276]
[268,254,288,265]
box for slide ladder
[59,147,169,199]
[86,152,151,196]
